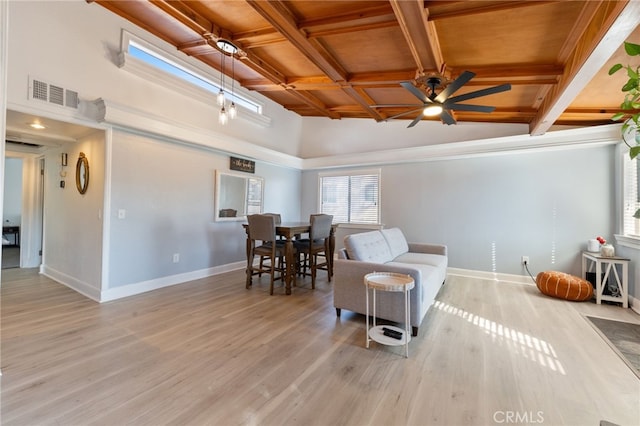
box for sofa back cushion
[381,228,409,259]
[344,230,393,263]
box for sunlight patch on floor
[434,300,566,375]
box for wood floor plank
[1,268,638,425]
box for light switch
[118,209,126,219]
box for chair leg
[269,255,275,295]
[310,252,316,289]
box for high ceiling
[94,1,639,135]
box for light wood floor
[1,268,639,426]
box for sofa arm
[407,242,447,256]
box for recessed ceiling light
[29,122,46,130]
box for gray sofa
[333,228,447,336]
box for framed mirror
[76,152,89,194]
[215,170,264,221]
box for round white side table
[364,272,415,358]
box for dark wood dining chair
[247,214,285,295]
[259,213,284,275]
[294,214,333,289]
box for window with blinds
[622,152,640,237]
[319,170,380,224]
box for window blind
[622,153,640,237]
[320,172,380,224]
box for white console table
[581,251,629,308]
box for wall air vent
[29,77,79,109]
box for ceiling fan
[373,71,511,127]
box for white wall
[41,132,105,299]
[302,145,616,277]
[300,117,534,158]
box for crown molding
[301,124,622,170]
[89,98,303,169]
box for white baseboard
[40,265,102,301]
[39,264,639,312]
[99,261,246,302]
[447,267,535,286]
[448,267,640,313]
[40,261,246,302]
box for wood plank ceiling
[94,0,640,135]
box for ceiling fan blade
[440,109,457,125]
[434,70,475,103]
[446,83,512,104]
[385,108,424,121]
[371,104,424,108]
[407,113,424,128]
[400,81,430,103]
[444,103,496,113]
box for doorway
[2,154,45,269]
[2,157,23,269]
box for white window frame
[616,142,640,249]
[118,30,271,127]
[318,169,381,226]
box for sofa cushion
[393,252,447,269]
[344,230,393,263]
[381,228,409,259]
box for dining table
[243,221,337,295]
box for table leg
[284,236,295,295]
[329,227,335,277]
[245,229,252,289]
[596,260,602,305]
[622,262,629,308]
[405,288,410,358]
[365,283,370,349]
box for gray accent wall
[303,145,615,278]
[107,130,301,289]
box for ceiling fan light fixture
[423,105,443,116]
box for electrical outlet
[172,253,180,263]
[521,256,529,265]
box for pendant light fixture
[216,39,239,125]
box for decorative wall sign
[230,156,255,173]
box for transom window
[127,41,261,114]
[319,170,380,224]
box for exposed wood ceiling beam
[246,0,385,121]
[301,4,397,38]
[390,0,443,75]
[246,0,348,82]
[424,1,556,21]
[151,0,222,38]
[300,5,395,29]
[530,0,639,135]
[148,0,340,119]
[236,6,397,44]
